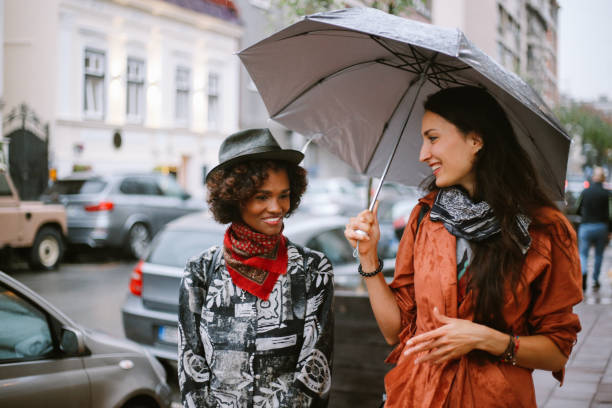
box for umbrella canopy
[238,7,570,200]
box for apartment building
[432,0,560,107]
[3,0,242,198]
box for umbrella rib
[366,54,439,210]
[428,65,475,87]
[270,59,383,118]
[430,65,472,74]
[377,59,475,88]
[427,76,444,89]
[397,60,429,72]
[377,60,421,75]
[407,45,430,72]
[364,76,421,173]
[370,36,435,75]
[266,28,373,44]
[370,35,415,67]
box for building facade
[432,0,559,107]
[3,0,242,199]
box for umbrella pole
[367,72,430,211]
[353,70,432,259]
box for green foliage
[273,0,418,22]
[556,104,612,168]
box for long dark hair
[422,86,558,331]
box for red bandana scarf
[223,222,288,300]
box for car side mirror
[60,327,87,356]
[181,192,191,200]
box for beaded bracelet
[501,334,520,365]
[358,257,384,278]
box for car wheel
[29,227,64,270]
[127,223,151,259]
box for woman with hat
[345,86,582,407]
[178,128,334,407]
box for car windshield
[45,179,107,195]
[148,229,219,267]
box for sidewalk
[534,243,612,407]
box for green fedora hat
[206,128,304,182]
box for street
[7,250,132,339]
[4,244,612,407]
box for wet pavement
[534,243,612,407]
[5,244,612,406]
[6,248,131,338]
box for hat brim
[206,149,304,182]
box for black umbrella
[239,7,570,204]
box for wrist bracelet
[358,257,384,278]
[500,334,519,366]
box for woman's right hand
[344,201,381,259]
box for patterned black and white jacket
[178,241,334,408]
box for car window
[0,174,12,196]
[0,285,54,362]
[45,179,107,195]
[158,175,186,198]
[148,229,220,267]
[120,177,162,196]
[306,228,354,266]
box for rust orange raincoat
[384,192,583,407]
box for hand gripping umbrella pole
[354,67,431,259]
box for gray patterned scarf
[430,187,532,254]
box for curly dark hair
[206,159,308,224]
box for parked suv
[0,166,67,270]
[41,172,205,259]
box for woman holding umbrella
[178,128,334,407]
[345,86,582,407]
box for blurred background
[0,1,610,407]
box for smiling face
[240,168,291,235]
[419,110,483,196]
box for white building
[3,0,242,198]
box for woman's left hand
[403,307,491,365]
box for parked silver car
[0,271,171,408]
[121,211,397,363]
[42,172,205,258]
[299,177,366,216]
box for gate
[2,104,49,200]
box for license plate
[66,205,82,216]
[158,325,178,344]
